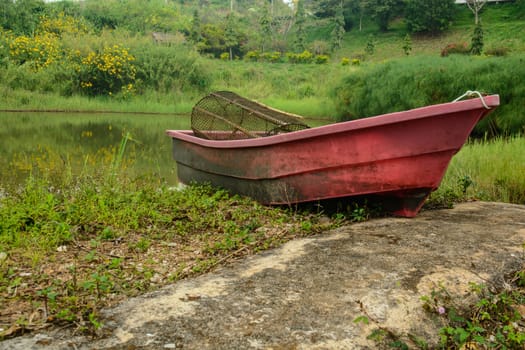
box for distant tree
[224,12,238,60]
[44,0,82,18]
[293,0,306,52]
[82,1,118,30]
[345,0,372,31]
[259,2,273,52]
[465,0,487,25]
[366,0,404,32]
[405,0,455,35]
[331,0,345,51]
[365,35,375,54]
[517,0,525,18]
[190,10,202,43]
[310,0,339,18]
[402,34,411,55]
[197,23,224,56]
[0,0,46,35]
[307,0,354,31]
[0,0,15,30]
[355,0,370,31]
[471,22,483,55]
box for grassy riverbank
[0,171,340,337]
[1,135,524,341]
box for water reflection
[0,112,190,186]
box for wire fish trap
[191,91,310,140]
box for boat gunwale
[166,95,500,149]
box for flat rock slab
[2,202,525,350]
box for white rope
[452,90,491,109]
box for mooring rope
[452,90,491,109]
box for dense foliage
[0,0,45,35]
[333,55,525,136]
[0,8,210,98]
[0,0,464,62]
[366,0,405,31]
[405,0,455,35]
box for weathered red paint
[167,95,499,217]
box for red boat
[167,94,499,217]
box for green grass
[333,54,525,136]
[0,165,338,337]
[431,136,525,205]
[0,85,194,114]
[203,59,355,118]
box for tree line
[1,0,524,61]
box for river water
[0,112,190,186]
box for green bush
[4,60,78,95]
[286,50,314,64]
[315,54,329,64]
[78,45,136,97]
[471,24,484,55]
[0,30,9,65]
[260,51,282,63]
[244,50,259,62]
[485,46,510,57]
[133,44,211,94]
[517,0,525,19]
[405,0,455,35]
[7,32,62,70]
[1,63,41,91]
[332,55,525,136]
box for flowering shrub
[341,57,350,66]
[261,51,282,63]
[79,45,136,96]
[5,13,91,73]
[8,32,61,70]
[244,50,259,61]
[220,52,230,60]
[37,13,90,36]
[243,51,282,63]
[3,13,139,97]
[286,50,314,64]
[315,54,329,64]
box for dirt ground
[1,201,525,350]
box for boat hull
[167,95,499,217]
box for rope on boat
[453,90,491,109]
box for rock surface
[2,201,525,350]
